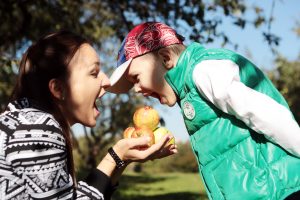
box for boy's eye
[128,74,138,83]
[133,75,139,83]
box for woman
[0,30,176,199]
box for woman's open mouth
[94,99,101,116]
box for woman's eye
[91,70,99,78]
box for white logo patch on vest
[183,101,195,120]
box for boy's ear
[49,79,64,100]
[158,48,174,69]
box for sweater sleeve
[192,59,300,157]
[1,110,112,199]
[80,168,118,200]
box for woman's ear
[49,79,64,100]
[158,48,174,69]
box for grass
[112,172,209,200]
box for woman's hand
[113,134,177,163]
[97,134,177,186]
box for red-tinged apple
[133,106,160,131]
[123,127,135,138]
[131,126,155,147]
[154,127,175,146]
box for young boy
[107,22,300,200]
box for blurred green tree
[268,56,300,124]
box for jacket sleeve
[192,59,300,157]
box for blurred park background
[0,0,299,199]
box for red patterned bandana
[117,22,184,67]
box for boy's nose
[100,72,111,89]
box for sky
[153,0,300,142]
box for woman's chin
[80,116,97,127]
[83,120,96,128]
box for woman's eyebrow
[93,61,100,67]
[88,61,100,69]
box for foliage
[0,0,280,58]
[0,0,116,55]
[0,57,17,111]
[268,56,300,124]
[113,172,208,200]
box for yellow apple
[133,106,160,131]
[153,127,175,146]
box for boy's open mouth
[150,93,161,102]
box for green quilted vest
[165,43,300,200]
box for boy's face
[125,52,177,106]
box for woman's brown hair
[10,30,90,182]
